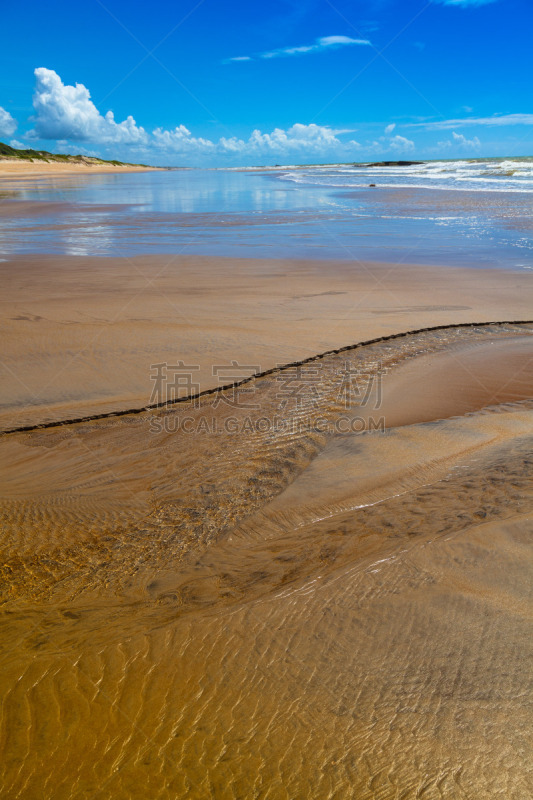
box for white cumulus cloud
[388,135,415,152]
[436,132,481,150]
[0,106,17,138]
[220,123,360,156]
[452,131,481,147]
[28,67,148,144]
[368,134,416,156]
[375,134,414,153]
[442,131,481,149]
[18,69,428,166]
[151,122,360,159]
[152,124,215,153]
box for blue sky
[0,0,532,165]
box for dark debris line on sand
[1,319,532,437]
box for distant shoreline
[0,159,161,178]
[0,140,161,178]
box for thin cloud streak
[413,113,533,129]
[432,0,497,6]
[225,34,370,63]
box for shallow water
[1,324,532,798]
[0,163,532,268]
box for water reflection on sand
[1,169,532,268]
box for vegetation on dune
[0,141,149,167]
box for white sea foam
[277,157,533,193]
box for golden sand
[1,318,533,798]
[0,227,532,799]
[1,253,532,430]
[0,159,159,178]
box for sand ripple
[1,323,532,798]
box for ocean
[1,157,532,268]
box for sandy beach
[1,252,532,431]
[1,319,532,799]
[1,170,532,799]
[0,159,160,179]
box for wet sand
[1,318,533,798]
[0,160,533,800]
[1,253,532,430]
